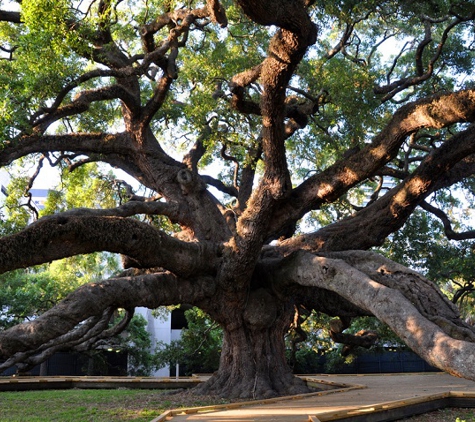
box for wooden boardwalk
[156,373,475,422]
[2,372,475,421]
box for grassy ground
[0,388,230,422]
[2,388,475,422]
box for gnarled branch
[375,12,475,102]
[0,272,216,361]
[420,201,475,241]
[269,90,475,243]
[0,214,221,277]
[276,250,475,379]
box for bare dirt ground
[402,407,475,421]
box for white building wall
[135,307,172,377]
[0,169,9,199]
[171,329,182,341]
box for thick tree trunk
[195,324,308,399]
[195,289,309,399]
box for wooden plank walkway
[2,372,475,421]
[157,373,475,422]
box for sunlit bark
[1,0,475,399]
[277,250,475,379]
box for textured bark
[276,251,475,379]
[196,288,309,398]
[278,123,475,253]
[195,323,309,399]
[269,90,475,241]
[0,215,221,277]
[2,0,475,399]
[0,272,215,372]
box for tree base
[193,367,310,399]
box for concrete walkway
[159,373,475,422]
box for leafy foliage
[1,0,475,395]
[0,160,122,329]
[155,308,223,375]
[383,208,475,322]
[0,261,97,330]
[116,313,156,376]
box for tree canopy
[1,0,475,398]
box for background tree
[0,163,155,375]
[154,307,223,375]
[0,162,120,331]
[1,0,475,399]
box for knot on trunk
[177,169,195,194]
[243,288,277,329]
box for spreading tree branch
[0,310,114,372]
[183,124,212,172]
[0,272,216,360]
[269,89,475,242]
[0,132,132,166]
[420,201,475,241]
[30,68,146,127]
[276,250,475,379]
[201,175,239,198]
[35,85,141,133]
[279,123,475,253]
[375,12,475,101]
[0,307,135,373]
[0,214,221,277]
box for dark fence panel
[291,349,440,374]
[328,350,439,374]
[1,351,128,377]
[2,349,438,377]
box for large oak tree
[1,0,475,398]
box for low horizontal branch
[0,214,222,277]
[0,272,215,358]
